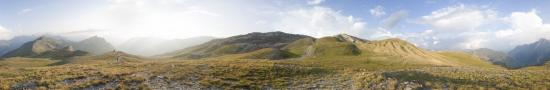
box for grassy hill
[436,52,501,68]
[73,36,115,55]
[311,36,362,56]
[167,32,497,68]
[292,36,498,68]
[166,32,311,59]
[1,36,98,60]
[0,57,58,67]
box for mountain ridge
[1,36,116,59]
[1,36,87,59]
[505,38,550,68]
[163,31,497,67]
[73,36,115,55]
[165,31,312,59]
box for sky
[1,0,550,51]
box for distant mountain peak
[80,36,108,43]
[534,38,550,47]
[537,38,550,42]
[35,36,56,41]
[36,36,48,40]
[506,38,550,68]
[1,36,88,59]
[468,48,507,65]
[74,36,115,55]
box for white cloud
[17,8,32,15]
[492,10,550,48]
[0,25,13,40]
[274,6,367,37]
[450,9,550,51]
[367,28,400,39]
[403,4,501,50]
[420,4,496,32]
[307,0,325,5]
[369,5,386,17]
[409,5,550,51]
[382,10,408,29]
[457,32,490,49]
[507,9,544,29]
[44,0,370,45]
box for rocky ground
[2,58,550,90]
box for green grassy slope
[0,57,57,67]
[191,36,499,68]
[281,38,315,56]
[311,37,361,56]
[436,52,502,68]
[214,48,299,60]
[1,58,550,89]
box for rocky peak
[334,34,367,43]
[506,38,550,68]
[534,38,550,48]
[1,36,89,59]
[31,36,65,54]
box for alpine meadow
[2,0,550,90]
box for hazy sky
[1,0,550,51]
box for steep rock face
[73,36,115,55]
[1,36,87,59]
[506,39,550,68]
[167,31,312,59]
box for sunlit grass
[0,50,549,89]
